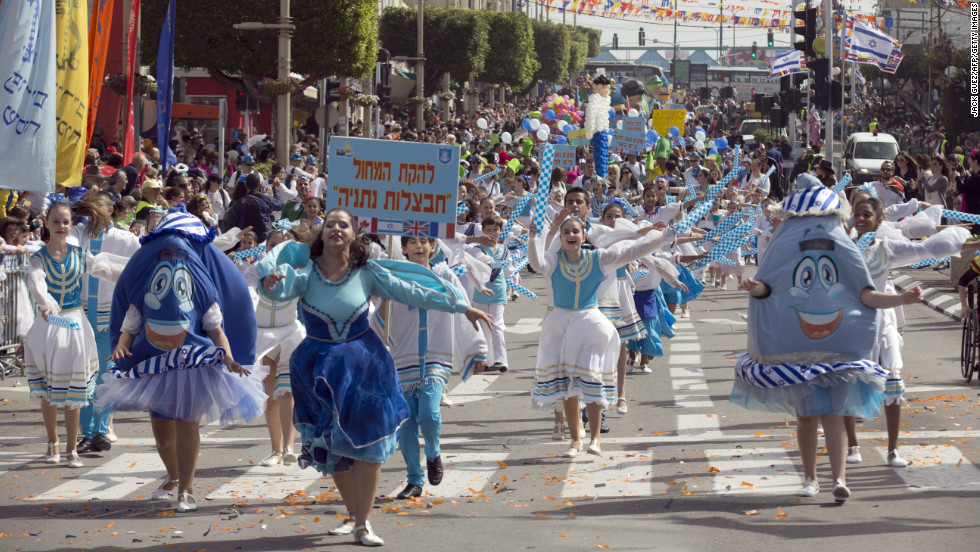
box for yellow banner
[55,0,89,188]
[649,110,687,139]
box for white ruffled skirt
[24,309,99,407]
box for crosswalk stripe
[670,332,699,341]
[561,451,663,498]
[675,414,723,438]
[671,379,709,391]
[669,367,705,378]
[669,354,702,365]
[880,445,980,492]
[28,453,165,501]
[445,374,523,405]
[674,394,715,408]
[669,342,702,352]
[205,462,323,502]
[706,448,803,495]
[386,452,509,499]
[0,450,40,477]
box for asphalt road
[1,265,978,551]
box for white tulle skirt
[255,320,305,398]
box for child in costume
[528,211,675,458]
[257,208,492,546]
[389,235,488,500]
[25,198,130,469]
[98,212,264,512]
[845,197,969,467]
[69,192,141,454]
[732,185,923,503]
[467,214,511,371]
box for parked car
[739,119,768,150]
[842,132,900,185]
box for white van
[842,132,900,185]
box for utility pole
[719,5,723,64]
[416,0,425,132]
[277,0,291,163]
[823,0,833,161]
[673,0,679,63]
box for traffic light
[767,30,774,48]
[378,85,392,107]
[639,27,645,46]
[325,79,342,103]
[612,33,619,49]
[235,90,259,112]
[751,42,758,59]
[793,7,818,58]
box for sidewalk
[893,264,961,320]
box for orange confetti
[740,481,756,488]
[775,507,788,519]
[559,533,568,537]
[597,546,611,549]
[957,458,964,467]
[535,513,550,519]
[497,461,507,467]
[105,522,114,528]
[744,510,758,516]
[299,526,307,532]
[431,500,444,505]
[127,462,137,469]
[707,467,720,473]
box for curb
[892,272,961,321]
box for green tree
[568,38,587,77]
[531,20,570,84]
[477,11,538,90]
[378,7,489,95]
[140,0,377,99]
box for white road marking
[673,394,715,408]
[669,354,702,365]
[561,451,664,498]
[879,445,980,492]
[386,452,509,498]
[445,374,523,405]
[672,322,696,330]
[697,319,746,325]
[669,367,705,379]
[671,379,709,391]
[675,414,723,438]
[0,450,41,477]
[29,453,165,501]
[506,317,542,334]
[669,342,702,352]
[706,447,803,495]
[206,462,321,501]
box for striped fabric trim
[460,353,488,381]
[140,212,217,245]
[27,372,96,404]
[782,186,841,214]
[110,346,226,379]
[615,318,647,341]
[397,362,452,392]
[734,352,888,389]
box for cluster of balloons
[519,93,588,143]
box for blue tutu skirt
[660,265,705,305]
[290,330,409,475]
[729,352,888,419]
[95,346,268,425]
[627,287,676,357]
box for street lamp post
[233,0,294,167]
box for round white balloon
[536,128,550,141]
[501,131,513,144]
[695,130,706,142]
[627,108,639,117]
[530,119,540,130]
[476,117,488,129]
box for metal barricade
[0,254,31,380]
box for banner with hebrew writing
[0,0,57,192]
[326,137,460,238]
[54,0,89,188]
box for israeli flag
[0,0,57,192]
[768,50,806,78]
[845,16,900,68]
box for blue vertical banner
[0,0,57,193]
[156,0,177,172]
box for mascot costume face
[110,213,257,373]
[748,186,878,365]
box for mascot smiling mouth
[146,319,189,350]
[796,309,842,340]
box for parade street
[1,264,977,552]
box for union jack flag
[403,220,432,236]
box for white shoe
[66,450,83,468]
[797,478,819,497]
[887,449,910,468]
[551,421,565,440]
[719,281,727,290]
[563,440,583,458]
[626,363,634,374]
[106,425,118,442]
[44,441,60,464]
[282,447,298,466]
[151,477,179,500]
[846,446,862,464]
[176,491,197,512]
[327,514,355,536]
[639,364,652,374]
[681,310,690,319]
[259,451,283,467]
[353,521,384,546]
[832,479,850,503]
[586,439,601,456]
[615,399,628,415]
[440,394,453,407]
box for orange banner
[86,0,115,145]
[123,0,140,163]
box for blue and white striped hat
[140,211,217,245]
[775,185,846,220]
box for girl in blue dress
[258,207,492,547]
